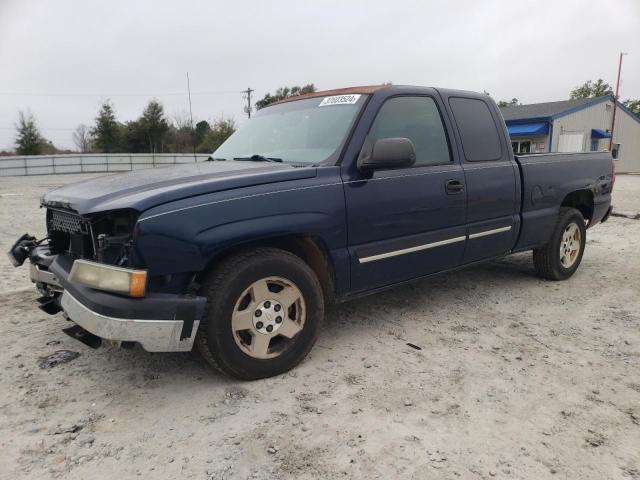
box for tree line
[255,84,316,110]
[86,100,237,155]
[10,99,237,156]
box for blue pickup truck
[9,85,614,379]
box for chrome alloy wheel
[559,222,581,268]
[231,276,306,359]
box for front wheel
[196,248,324,380]
[533,207,586,280]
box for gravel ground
[0,173,639,480]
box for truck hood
[42,161,317,215]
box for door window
[449,97,502,161]
[368,96,451,166]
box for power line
[0,126,76,131]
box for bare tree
[172,111,192,130]
[72,124,93,153]
[169,111,195,153]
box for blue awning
[507,122,549,136]
[591,129,611,139]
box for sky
[0,0,638,151]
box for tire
[196,247,324,380]
[533,207,586,280]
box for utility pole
[242,87,254,119]
[609,52,626,151]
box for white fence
[0,153,211,176]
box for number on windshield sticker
[318,95,361,107]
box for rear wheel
[533,207,586,280]
[196,248,324,380]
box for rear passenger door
[343,95,467,292]
[445,96,519,263]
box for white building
[500,95,640,173]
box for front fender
[132,168,346,277]
[194,212,334,258]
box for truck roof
[270,84,488,106]
[270,85,391,106]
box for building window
[590,139,599,151]
[511,140,532,154]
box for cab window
[449,97,502,161]
[368,96,451,166]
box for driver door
[343,95,467,292]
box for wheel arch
[561,189,594,224]
[196,234,336,305]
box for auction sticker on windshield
[318,94,361,106]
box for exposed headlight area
[69,259,147,298]
[91,209,139,265]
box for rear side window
[449,97,502,161]
[368,96,451,166]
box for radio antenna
[187,72,196,161]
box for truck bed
[514,151,613,250]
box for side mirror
[358,137,416,170]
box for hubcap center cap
[253,300,284,335]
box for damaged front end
[8,207,141,339]
[8,205,206,353]
[9,207,139,312]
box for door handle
[445,180,464,194]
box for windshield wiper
[233,154,283,163]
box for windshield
[212,94,367,165]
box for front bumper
[59,290,201,352]
[30,262,62,289]
[28,250,206,352]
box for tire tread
[533,207,585,280]
[195,247,323,379]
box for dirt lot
[0,173,639,480]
